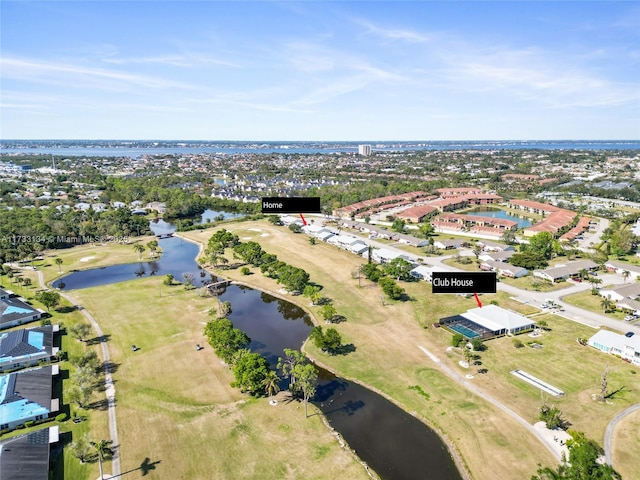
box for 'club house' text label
[431,272,497,294]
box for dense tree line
[0,206,150,263]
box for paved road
[35,270,121,477]
[603,402,640,466]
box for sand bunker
[79,256,96,262]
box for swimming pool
[450,324,480,339]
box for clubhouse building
[440,305,536,340]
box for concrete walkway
[418,345,563,461]
[604,402,640,466]
[36,270,121,477]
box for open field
[611,408,640,480]
[70,278,367,480]
[24,235,159,286]
[182,220,640,478]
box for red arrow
[473,292,482,308]
[299,213,307,226]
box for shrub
[513,339,524,348]
[240,266,250,275]
[55,413,68,422]
[24,421,35,427]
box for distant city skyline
[1,1,639,140]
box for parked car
[625,332,635,338]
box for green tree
[510,252,549,270]
[204,318,251,365]
[294,363,318,417]
[378,277,405,300]
[35,290,61,312]
[418,222,435,239]
[532,431,621,480]
[262,370,281,401]
[527,232,558,260]
[132,243,145,260]
[609,229,637,257]
[470,338,486,352]
[55,257,63,273]
[384,257,414,281]
[600,297,615,313]
[320,304,337,323]
[69,434,92,463]
[452,333,464,347]
[303,284,321,305]
[231,349,270,395]
[323,327,343,353]
[90,439,115,480]
[277,349,308,392]
[391,218,406,233]
[163,273,174,286]
[146,239,159,258]
[288,223,302,233]
[539,403,569,430]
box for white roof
[375,248,401,260]
[463,305,534,332]
[589,329,640,351]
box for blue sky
[1,1,638,140]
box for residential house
[0,365,59,430]
[588,329,640,366]
[0,426,59,480]
[533,260,598,283]
[1,291,44,330]
[0,325,59,373]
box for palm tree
[90,439,114,480]
[622,270,631,283]
[262,370,280,402]
[55,257,63,273]
[146,240,159,258]
[133,243,145,261]
[600,296,615,313]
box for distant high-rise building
[358,144,372,156]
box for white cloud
[0,57,198,91]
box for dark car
[625,332,635,338]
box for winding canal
[53,221,463,480]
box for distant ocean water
[1,140,639,157]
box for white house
[533,260,598,283]
[433,239,464,250]
[410,265,454,282]
[588,329,640,366]
[372,248,401,264]
[604,261,640,281]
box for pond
[465,207,532,228]
[150,209,244,234]
[52,227,463,480]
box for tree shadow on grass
[86,334,111,345]
[117,457,162,477]
[334,343,356,356]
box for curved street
[604,402,640,466]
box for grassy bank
[70,278,368,480]
[181,220,640,479]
